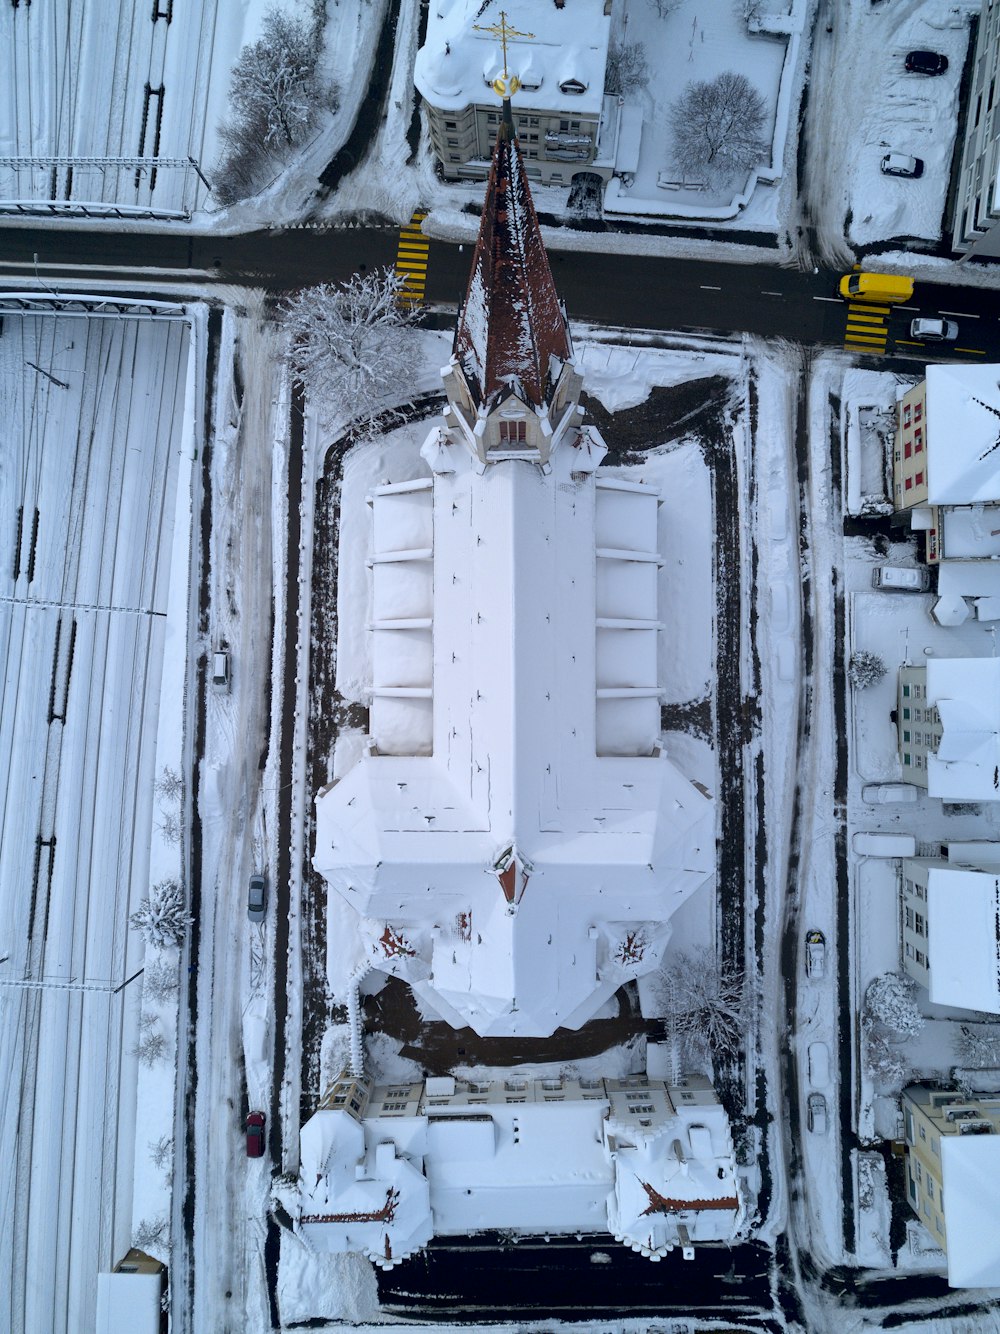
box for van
[212,650,230,690]
[838,272,915,304]
[872,565,929,591]
[852,831,917,857]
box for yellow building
[902,1085,1000,1287]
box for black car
[905,50,948,75]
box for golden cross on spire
[473,9,534,96]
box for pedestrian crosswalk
[394,210,429,308]
[844,302,890,353]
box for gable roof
[926,868,1000,1014]
[940,1135,1000,1287]
[453,98,572,410]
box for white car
[910,317,958,342]
[808,1041,830,1087]
[805,930,826,979]
[807,1092,828,1134]
[872,565,930,591]
[880,153,923,178]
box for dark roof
[453,99,572,410]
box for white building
[413,0,620,185]
[953,0,1000,255]
[298,1065,742,1268]
[900,854,1000,1014]
[314,98,714,1038]
[896,659,1000,799]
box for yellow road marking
[394,209,429,306]
[956,346,986,354]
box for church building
[313,97,716,1038]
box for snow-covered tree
[155,766,184,801]
[864,972,925,1040]
[605,41,649,97]
[228,8,322,149]
[212,6,338,205]
[669,72,767,180]
[862,1017,907,1087]
[954,1023,1000,1068]
[849,651,888,690]
[130,880,191,949]
[661,947,747,1061]
[280,268,421,434]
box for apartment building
[953,0,1000,255]
[899,855,1000,1014]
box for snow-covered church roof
[453,97,573,410]
[315,452,715,1036]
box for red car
[246,1111,266,1158]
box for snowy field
[0,309,195,1334]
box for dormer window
[559,78,587,95]
[499,420,526,443]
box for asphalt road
[3,222,1000,359]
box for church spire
[452,96,573,412]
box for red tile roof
[453,99,572,410]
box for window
[507,1096,526,1103]
[915,1160,922,1182]
[915,913,925,936]
[499,420,527,443]
[905,441,913,459]
[914,402,923,423]
[919,1124,926,1140]
[903,405,912,427]
[904,753,911,766]
[914,428,923,451]
[916,948,926,965]
[903,707,911,720]
[908,1172,918,1203]
[628,1103,655,1115]
[915,471,925,486]
[903,730,911,743]
[903,685,911,698]
[905,906,914,929]
[905,477,913,491]
[447,138,459,147]
[906,941,915,958]
[895,450,901,462]
[445,120,457,129]
[927,1177,934,1199]
[449,155,461,162]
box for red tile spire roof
[453,97,572,410]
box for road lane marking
[955,346,986,354]
[761,290,782,296]
[700,284,722,290]
[394,210,428,307]
[940,310,979,318]
[813,296,841,303]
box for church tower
[441,95,586,467]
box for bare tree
[648,0,682,15]
[155,766,184,802]
[954,1023,1000,1069]
[149,1135,173,1170]
[130,879,191,949]
[133,1216,170,1251]
[605,41,649,97]
[135,1029,168,1067]
[280,268,421,434]
[669,71,767,180]
[143,956,180,1004]
[849,651,888,690]
[661,948,748,1061]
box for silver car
[807,1092,828,1134]
[248,873,267,923]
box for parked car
[212,650,230,690]
[807,1091,828,1134]
[862,783,919,804]
[872,565,930,591]
[248,872,267,923]
[910,316,958,342]
[246,1111,266,1157]
[905,50,948,75]
[881,153,923,178]
[805,929,826,979]
[852,831,917,857]
[808,1041,830,1087]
